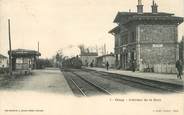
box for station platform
[0,75,4,80]
[0,74,7,80]
[84,67,184,86]
[0,68,74,95]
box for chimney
[137,0,143,14]
[152,0,158,13]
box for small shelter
[8,49,41,74]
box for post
[8,19,12,76]
[33,56,37,69]
[38,41,39,52]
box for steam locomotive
[62,56,82,69]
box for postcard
[0,0,184,115]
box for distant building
[96,53,115,68]
[80,52,98,66]
[109,0,183,73]
[0,54,8,68]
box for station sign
[152,44,163,48]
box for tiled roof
[110,11,184,34]
[108,26,120,34]
[113,12,181,23]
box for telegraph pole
[35,41,40,69]
[8,19,12,76]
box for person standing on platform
[106,61,109,71]
[176,59,183,79]
[132,59,136,72]
[90,60,94,67]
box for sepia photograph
[0,0,184,115]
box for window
[115,37,119,47]
[131,32,136,42]
[125,36,128,44]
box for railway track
[82,69,183,93]
[63,70,111,96]
[69,77,87,96]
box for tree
[56,49,63,62]
[55,49,64,68]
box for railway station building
[109,0,183,73]
[179,36,184,63]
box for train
[62,56,82,69]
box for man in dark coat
[176,60,183,79]
[132,59,136,72]
[106,61,109,70]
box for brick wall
[137,25,178,73]
[140,44,176,64]
[139,25,177,43]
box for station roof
[8,49,41,58]
[0,54,7,59]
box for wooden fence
[140,64,176,74]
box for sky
[0,0,184,58]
